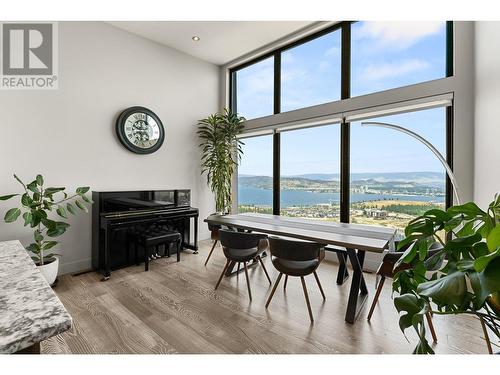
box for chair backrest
[268,236,323,262]
[219,229,267,250]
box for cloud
[355,21,444,49]
[361,59,430,81]
[324,45,340,57]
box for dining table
[205,213,397,324]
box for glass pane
[351,21,447,97]
[234,57,274,120]
[281,29,341,112]
[280,125,341,220]
[237,135,273,214]
[350,107,446,235]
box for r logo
[2,23,53,75]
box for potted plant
[0,174,90,285]
[392,194,500,354]
[197,108,245,214]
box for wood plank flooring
[43,240,489,354]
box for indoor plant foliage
[392,194,500,354]
[0,174,90,274]
[197,108,245,213]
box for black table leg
[336,252,349,285]
[345,248,368,324]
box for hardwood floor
[43,240,489,354]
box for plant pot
[37,257,59,286]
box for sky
[236,21,447,177]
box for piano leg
[193,215,199,254]
[101,225,111,281]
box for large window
[280,125,341,220]
[281,30,341,112]
[233,56,274,120]
[230,21,453,223]
[351,21,448,96]
[350,108,446,233]
[237,134,273,213]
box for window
[233,56,274,120]
[280,125,341,220]
[350,107,447,233]
[281,29,341,112]
[351,21,447,97]
[237,134,273,213]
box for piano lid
[95,189,190,213]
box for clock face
[116,107,165,154]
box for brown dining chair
[265,236,326,323]
[204,223,221,266]
[214,229,272,301]
[367,241,443,342]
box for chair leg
[204,240,218,266]
[300,277,314,323]
[237,262,240,273]
[215,259,231,290]
[266,273,283,308]
[284,275,288,290]
[425,312,438,343]
[257,255,272,285]
[145,246,149,271]
[367,276,385,321]
[177,239,181,262]
[479,315,493,354]
[313,271,326,300]
[243,262,252,301]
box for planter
[37,256,59,286]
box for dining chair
[204,223,221,266]
[214,229,272,301]
[367,241,444,342]
[265,236,326,323]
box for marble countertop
[0,240,72,353]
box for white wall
[0,22,218,274]
[474,22,500,208]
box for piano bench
[131,229,182,271]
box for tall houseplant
[392,194,500,354]
[0,174,90,284]
[197,108,245,214]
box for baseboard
[59,258,92,276]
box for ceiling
[108,21,316,65]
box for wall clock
[116,106,165,154]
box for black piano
[92,189,198,279]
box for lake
[238,186,444,207]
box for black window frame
[231,21,454,220]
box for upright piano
[92,189,198,279]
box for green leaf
[81,194,93,203]
[470,257,500,306]
[75,200,88,213]
[67,203,76,215]
[4,208,21,223]
[473,249,500,272]
[76,187,90,195]
[34,229,44,242]
[417,271,467,306]
[0,194,18,201]
[42,241,58,251]
[56,206,67,218]
[447,202,486,218]
[26,181,39,193]
[21,193,32,207]
[394,241,418,268]
[486,225,500,251]
[26,242,40,253]
[36,174,44,186]
[46,227,66,237]
[22,211,33,227]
